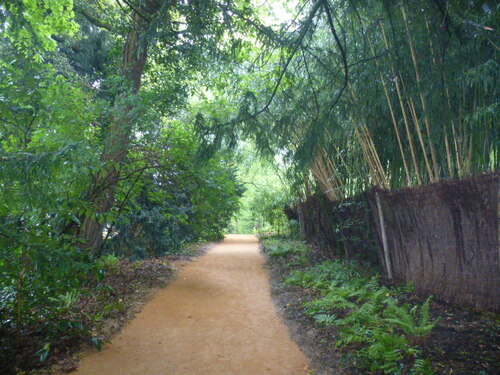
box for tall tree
[78,0,165,253]
[72,0,257,253]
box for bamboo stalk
[443,84,462,177]
[451,118,463,177]
[355,125,380,186]
[314,154,335,199]
[353,124,376,184]
[337,143,363,193]
[311,155,338,201]
[355,125,378,184]
[375,192,392,280]
[325,129,358,194]
[349,84,389,188]
[362,123,389,188]
[408,96,435,181]
[355,121,389,189]
[444,127,454,178]
[426,13,460,177]
[367,32,411,186]
[425,18,439,70]
[401,3,440,179]
[465,133,474,175]
[380,22,422,185]
[322,148,344,188]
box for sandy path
[74,234,309,375]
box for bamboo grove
[203,0,499,200]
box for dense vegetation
[0,0,498,373]
[197,0,498,199]
[1,1,249,371]
[262,235,500,375]
[230,144,291,234]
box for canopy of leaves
[0,0,498,372]
[0,1,253,371]
[196,0,499,198]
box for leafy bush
[106,124,243,258]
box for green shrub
[95,253,121,271]
[267,241,308,258]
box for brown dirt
[20,256,181,375]
[72,234,310,375]
[262,243,350,375]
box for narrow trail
[74,234,309,375]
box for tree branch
[77,8,114,31]
[322,0,348,115]
[248,0,323,119]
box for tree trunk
[80,3,163,255]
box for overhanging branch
[77,8,114,31]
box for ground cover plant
[0,244,206,375]
[261,234,499,375]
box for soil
[72,234,309,375]
[5,244,209,375]
[414,295,500,374]
[263,246,351,375]
[262,242,500,375]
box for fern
[268,241,307,258]
[270,239,440,374]
[361,331,410,374]
[419,297,436,329]
[304,293,356,315]
[384,297,440,337]
[411,358,435,375]
[313,313,337,326]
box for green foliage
[1,0,78,53]
[267,236,440,374]
[230,144,292,235]
[261,237,309,268]
[0,39,101,368]
[198,0,499,197]
[411,358,435,375]
[384,297,441,338]
[106,122,243,258]
[250,188,290,234]
[312,313,337,326]
[263,236,310,268]
[1,0,493,373]
[267,240,307,258]
[360,331,411,374]
[287,219,301,239]
[286,259,367,290]
[95,254,121,271]
[0,2,253,370]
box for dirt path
[73,234,309,375]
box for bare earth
[73,234,309,375]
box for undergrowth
[262,235,439,375]
[0,248,185,374]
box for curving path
[74,234,309,375]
